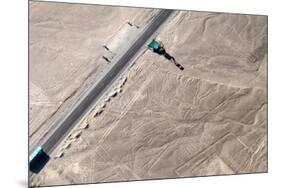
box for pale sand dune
[30,9,267,187]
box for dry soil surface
[31,10,267,187]
[29,1,155,148]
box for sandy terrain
[30,8,267,187]
[29,1,155,148]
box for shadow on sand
[29,151,50,174]
[164,52,184,70]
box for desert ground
[29,3,267,187]
[29,1,155,148]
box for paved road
[33,9,173,157]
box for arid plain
[29,1,155,149]
[29,2,267,187]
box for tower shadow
[164,52,184,70]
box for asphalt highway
[33,8,173,161]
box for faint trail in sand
[97,62,158,146]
